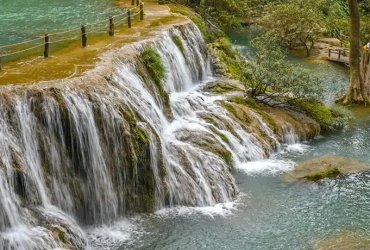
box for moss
[209,82,243,94]
[168,5,209,41]
[244,97,262,111]
[229,96,247,105]
[290,99,333,130]
[304,167,341,181]
[172,34,185,54]
[210,126,229,144]
[141,45,165,87]
[135,126,149,144]
[201,142,232,165]
[222,101,252,124]
[58,230,67,244]
[141,45,170,108]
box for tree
[256,1,326,56]
[342,0,370,104]
[243,39,323,106]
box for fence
[0,1,145,71]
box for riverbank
[0,1,186,85]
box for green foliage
[330,104,354,127]
[304,167,341,181]
[257,0,326,56]
[243,39,323,106]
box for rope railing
[0,1,146,70]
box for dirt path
[0,1,187,85]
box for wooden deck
[325,47,349,67]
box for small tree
[243,39,323,106]
[257,1,326,56]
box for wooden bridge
[326,47,350,67]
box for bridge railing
[0,1,145,71]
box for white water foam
[238,158,296,175]
[87,218,144,250]
[154,201,240,219]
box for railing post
[328,49,331,57]
[109,15,114,36]
[0,56,2,71]
[127,9,132,28]
[44,33,49,58]
[140,2,144,20]
[338,50,341,60]
[136,0,139,6]
[131,0,135,5]
[81,25,87,47]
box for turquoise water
[0,0,123,46]
[116,109,370,250]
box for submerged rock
[284,155,370,182]
[311,230,370,250]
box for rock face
[284,155,370,182]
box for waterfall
[0,22,303,249]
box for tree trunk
[343,0,369,105]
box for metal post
[0,56,2,71]
[44,33,49,58]
[81,25,87,47]
[140,2,144,20]
[128,9,131,28]
[328,49,331,57]
[109,15,114,36]
[338,50,341,60]
[136,0,139,6]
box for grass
[304,167,341,181]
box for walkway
[0,1,186,85]
[316,38,349,67]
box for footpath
[0,1,186,85]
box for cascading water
[0,22,304,249]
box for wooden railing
[0,1,145,71]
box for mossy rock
[304,167,341,181]
[172,34,185,55]
[284,155,370,182]
[311,231,370,250]
[289,99,333,130]
[203,81,244,94]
